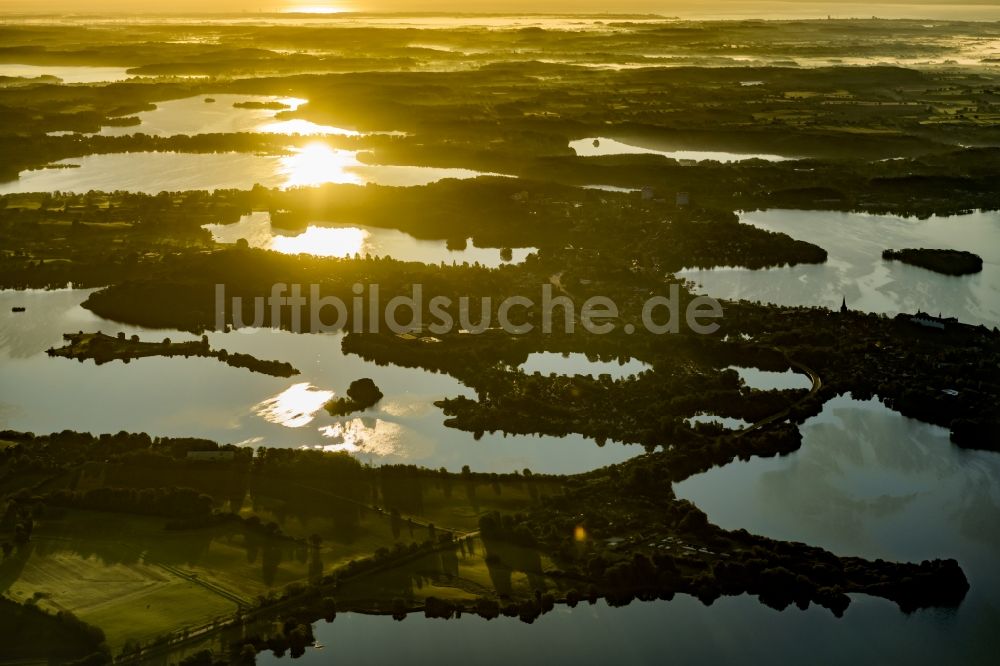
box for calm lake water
[680,209,1000,327]
[571,137,792,163]
[0,290,635,474]
[519,352,650,379]
[730,365,812,391]
[263,587,1000,666]
[206,212,535,267]
[0,63,133,83]
[674,395,1000,664]
[97,94,361,137]
[687,413,751,429]
[0,147,495,194]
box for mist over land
[2,1,1000,20]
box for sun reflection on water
[270,226,370,258]
[254,382,334,428]
[318,418,403,456]
[278,142,365,187]
[204,211,371,258]
[257,118,360,137]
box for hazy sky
[1,0,998,20]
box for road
[735,352,822,438]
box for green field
[1,509,314,650]
[334,536,564,609]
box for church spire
[841,296,848,313]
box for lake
[205,211,535,267]
[519,352,650,380]
[581,184,640,193]
[0,146,496,194]
[680,209,1000,328]
[686,414,751,430]
[571,137,793,163]
[97,94,361,137]
[730,365,812,391]
[674,395,1000,664]
[272,560,998,665]
[0,289,636,474]
[0,63,133,83]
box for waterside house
[906,311,959,330]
